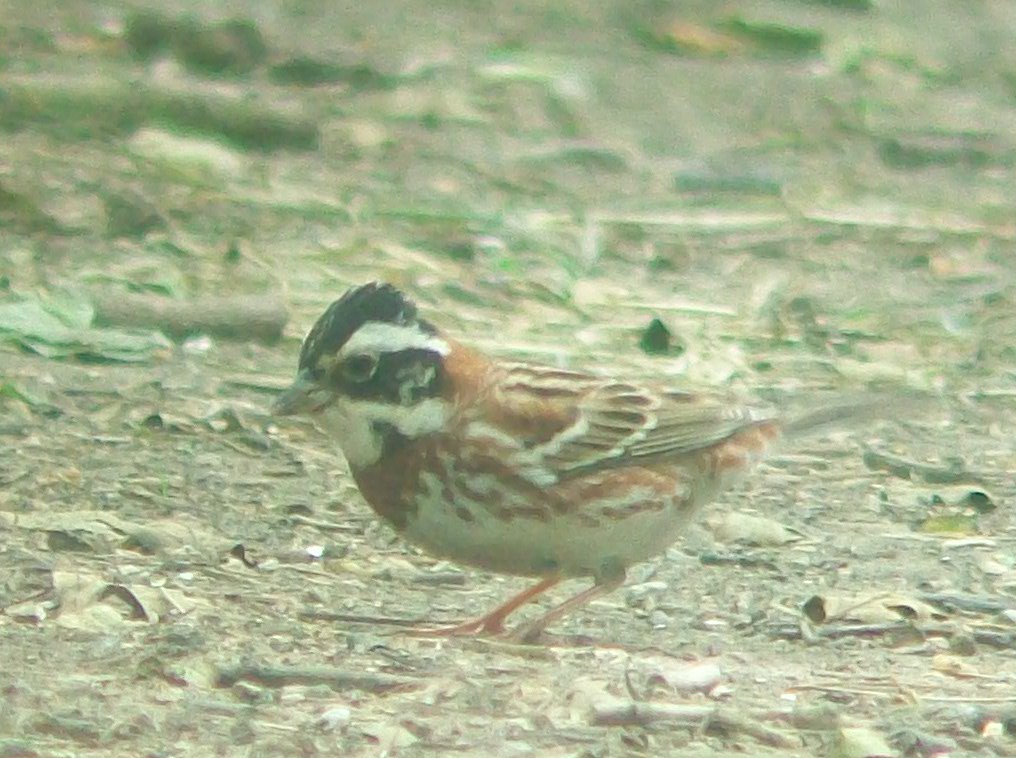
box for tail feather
[780,393,932,440]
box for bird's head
[273,282,451,467]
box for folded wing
[491,364,776,481]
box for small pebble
[649,610,670,629]
[318,706,352,731]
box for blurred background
[1,1,1014,755]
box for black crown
[298,282,424,371]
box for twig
[215,664,416,693]
[91,291,288,343]
[771,621,1016,649]
[590,703,799,749]
[789,684,896,700]
[862,447,971,484]
[920,592,1015,615]
[298,610,424,628]
[591,701,713,727]
[1,74,319,150]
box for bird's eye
[342,354,378,383]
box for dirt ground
[2,1,1015,756]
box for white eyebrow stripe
[339,322,450,357]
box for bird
[272,281,860,642]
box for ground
[1,0,1015,756]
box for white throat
[318,397,448,468]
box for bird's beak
[272,371,325,416]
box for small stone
[626,580,669,602]
[649,610,670,629]
[318,706,352,731]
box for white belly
[401,469,701,580]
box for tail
[779,392,933,440]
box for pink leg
[510,575,626,643]
[406,576,561,637]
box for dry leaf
[837,725,894,758]
[361,721,419,750]
[707,512,801,546]
[803,592,947,625]
[642,658,722,693]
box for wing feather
[488,365,776,481]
